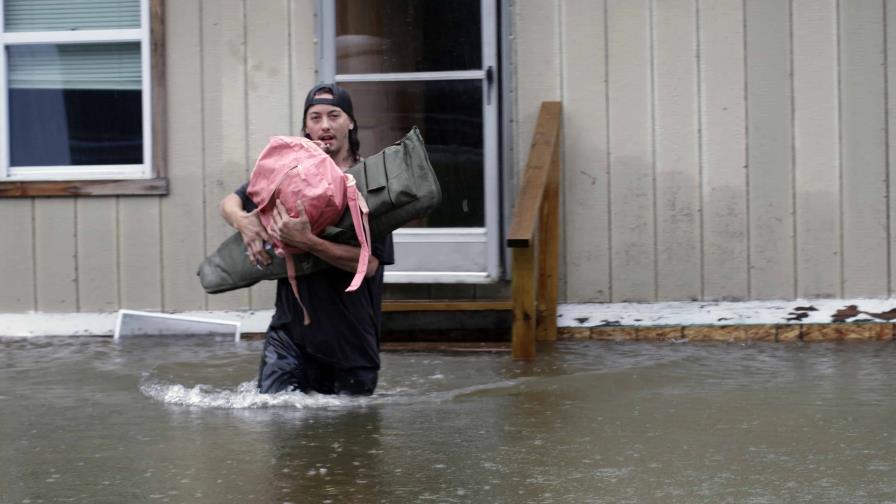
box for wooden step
[382,299,512,312]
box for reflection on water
[2,337,896,503]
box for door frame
[316,0,501,284]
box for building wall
[1,0,895,315]
[514,0,896,303]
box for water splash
[139,379,354,409]
[139,376,526,410]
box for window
[0,0,166,196]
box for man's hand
[268,197,379,277]
[220,192,272,267]
[269,199,315,250]
[236,209,272,267]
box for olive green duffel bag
[197,127,441,294]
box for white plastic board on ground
[113,309,241,342]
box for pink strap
[344,175,371,292]
[284,253,312,325]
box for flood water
[1,337,895,504]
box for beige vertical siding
[561,0,611,302]
[513,1,561,173]
[76,198,118,311]
[34,199,77,310]
[793,0,840,299]
[161,0,207,311]
[653,0,701,301]
[0,200,35,310]
[699,0,749,300]
[202,0,250,311]
[290,1,317,134]
[607,0,655,301]
[839,0,888,297]
[745,0,794,300]
[889,0,896,297]
[119,198,162,309]
[514,0,896,303]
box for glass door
[320,0,499,283]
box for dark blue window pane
[9,88,143,166]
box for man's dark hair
[303,83,360,160]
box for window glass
[3,0,141,32]
[342,79,484,227]
[7,43,143,166]
[335,0,481,74]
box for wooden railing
[506,102,562,360]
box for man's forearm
[220,193,247,229]
[219,191,272,266]
[301,234,380,277]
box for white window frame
[318,0,501,284]
[0,0,152,182]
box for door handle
[486,65,495,105]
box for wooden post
[511,246,537,360]
[536,143,560,341]
[507,101,562,360]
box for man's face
[304,93,353,156]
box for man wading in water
[219,83,394,395]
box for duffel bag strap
[344,174,371,292]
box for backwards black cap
[302,83,359,158]
[303,83,356,125]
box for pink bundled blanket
[247,136,370,324]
